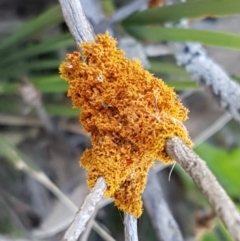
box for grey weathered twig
[164,0,240,122]
[0,235,31,241]
[166,137,240,241]
[58,3,111,238]
[124,213,139,241]
[63,177,107,241]
[110,0,148,24]
[58,0,95,44]
[194,112,232,146]
[166,0,240,123]
[142,112,232,241]
[143,169,184,241]
[0,134,113,241]
[58,1,139,241]
[19,78,54,133]
[174,41,240,122]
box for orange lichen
[59,32,192,217]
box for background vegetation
[0,0,240,240]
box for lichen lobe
[59,32,192,217]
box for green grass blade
[26,60,61,71]
[31,75,62,83]
[0,75,68,94]
[0,97,78,117]
[0,134,78,213]
[35,82,67,93]
[149,61,189,76]
[195,143,240,197]
[166,81,199,90]
[0,5,63,51]
[45,104,79,117]
[0,34,73,66]
[31,75,68,93]
[0,134,39,170]
[123,0,240,25]
[125,26,240,50]
[232,75,240,84]
[0,83,18,94]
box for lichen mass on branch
[59,32,192,217]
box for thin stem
[63,177,107,241]
[124,213,138,241]
[194,112,232,146]
[166,137,240,241]
[58,0,95,44]
[58,1,113,241]
[168,0,240,122]
[110,0,148,24]
[19,79,54,133]
[143,169,184,241]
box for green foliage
[45,104,79,117]
[176,142,240,240]
[0,34,73,66]
[202,221,233,241]
[195,143,240,198]
[0,76,68,94]
[0,4,77,117]
[0,134,39,170]
[149,62,189,76]
[0,5,63,51]
[0,218,14,233]
[201,142,240,239]
[124,0,240,25]
[101,0,115,16]
[125,26,240,50]
[0,0,240,240]
[166,80,199,90]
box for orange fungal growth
[59,32,192,217]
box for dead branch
[166,137,240,241]
[174,41,240,122]
[58,0,95,44]
[19,78,54,133]
[143,169,184,241]
[110,0,148,24]
[124,213,138,241]
[166,0,240,123]
[63,177,107,241]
